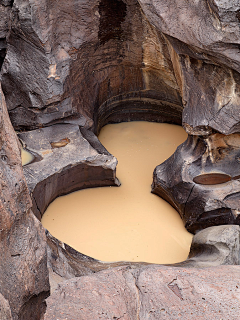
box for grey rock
[152,133,240,233]
[1,0,182,131]
[178,225,240,267]
[44,265,240,320]
[19,123,120,221]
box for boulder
[177,225,240,267]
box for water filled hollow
[42,121,193,264]
[21,147,34,166]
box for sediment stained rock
[0,84,50,320]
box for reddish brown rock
[0,294,12,320]
[44,265,240,320]
[0,84,49,320]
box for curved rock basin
[42,122,192,264]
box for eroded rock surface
[0,0,12,69]
[139,0,240,135]
[177,225,240,267]
[19,123,119,220]
[152,133,240,233]
[0,294,12,320]
[1,0,240,317]
[0,0,182,132]
[46,224,240,294]
[44,264,240,320]
[0,84,49,320]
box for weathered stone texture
[178,225,240,267]
[0,0,182,131]
[139,0,240,135]
[0,294,12,320]
[152,133,240,233]
[0,84,49,320]
[44,265,240,320]
[19,124,120,220]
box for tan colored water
[21,147,34,166]
[42,122,193,264]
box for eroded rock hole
[193,173,232,185]
[98,0,127,45]
[42,122,192,264]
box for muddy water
[42,122,193,264]
[21,147,34,166]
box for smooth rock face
[44,265,240,320]
[0,84,50,320]
[178,225,240,267]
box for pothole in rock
[21,147,34,166]
[193,173,240,185]
[42,121,193,264]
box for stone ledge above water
[19,124,119,221]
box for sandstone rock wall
[44,264,240,320]
[0,84,49,320]
[0,0,183,132]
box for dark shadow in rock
[98,0,127,45]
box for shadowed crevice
[98,0,127,45]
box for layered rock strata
[2,0,240,229]
[138,0,240,230]
[0,0,182,132]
